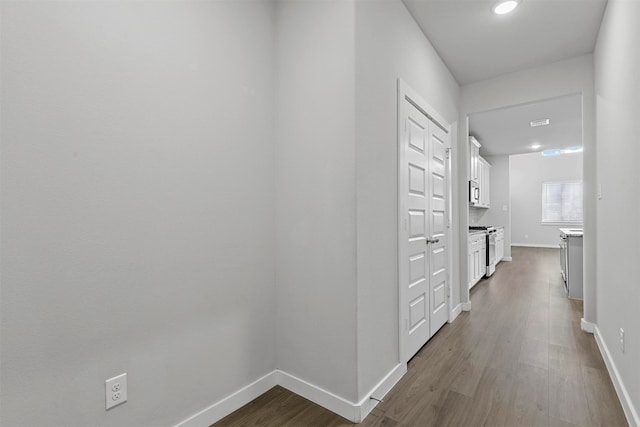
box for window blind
[541,181,583,223]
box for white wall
[510,152,583,247]
[469,155,512,259]
[275,0,358,402]
[460,55,596,324]
[594,0,640,422]
[355,0,460,399]
[0,1,277,426]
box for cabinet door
[478,159,491,207]
[469,138,480,182]
[484,162,490,207]
[469,251,473,287]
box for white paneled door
[400,95,450,361]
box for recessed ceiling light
[531,143,542,150]
[492,0,520,15]
[530,118,550,127]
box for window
[541,181,583,223]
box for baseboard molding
[449,303,462,322]
[355,363,406,422]
[176,363,410,426]
[502,256,513,262]
[277,370,359,422]
[175,370,278,427]
[511,243,558,249]
[580,318,595,333]
[593,326,639,427]
[461,301,472,311]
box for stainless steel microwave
[469,181,479,204]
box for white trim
[580,318,595,333]
[593,326,639,427]
[449,303,462,322]
[539,222,583,226]
[502,256,513,262]
[175,365,409,426]
[462,301,472,311]
[174,371,278,427]
[511,243,558,249]
[277,370,359,422]
[355,363,407,422]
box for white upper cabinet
[478,157,491,208]
[469,136,490,208]
[469,136,480,183]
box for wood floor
[213,247,627,427]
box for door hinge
[446,147,451,159]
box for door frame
[397,79,453,364]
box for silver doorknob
[427,238,440,244]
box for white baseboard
[593,326,639,427]
[502,257,513,262]
[176,363,409,426]
[462,301,472,311]
[580,318,595,333]
[355,363,406,422]
[511,243,558,249]
[277,370,359,422]
[175,370,278,427]
[449,303,462,322]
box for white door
[400,99,450,360]
[427,123,449,336]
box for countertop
[560,227,583,237]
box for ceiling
[402,0,607,85]
[401,0,599,157]
[469,93,582,157]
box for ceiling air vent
[530,118,550,127]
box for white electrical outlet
[105,373,127,410]
[620,328,625,353]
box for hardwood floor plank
[548,369,592,426]
[504,363,549,427]
[581,365,628,427]
[519,338,549,370]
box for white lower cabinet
[468,233,486,289]
[496,227,504,263]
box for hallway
[214,247,627,426]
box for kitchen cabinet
[559,229,583,299]
[496,227,504,262]
[469,136,490,208]
[469,136,480,183]
[468,233,486,289]
[478,157,491,208]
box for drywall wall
[0,2,277,425]
[594,0,640,422]
[275,0,358,403]
[460,54,596,324]
[355,0,460,399]
[510,152,583,247]
[469,155,512,260]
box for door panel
[401,99,450,359]
[403,103,431,358]
[427,124,449,335]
